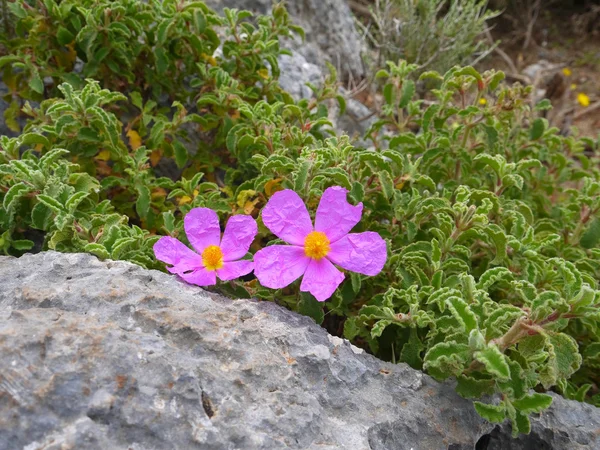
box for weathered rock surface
[205,0,365,81]
[0,252,599,450]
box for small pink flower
[154,208,257,286]
[254,186,387,301]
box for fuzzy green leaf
[475,345,510,381]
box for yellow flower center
[304,231,331,260]
[202,245,224,271]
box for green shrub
[2,0,600,436]
[364,0,499,75]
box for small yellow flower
[577,93,590,107]
[562,68,572,77]
[570,83,577,91]
[479,98,487,105]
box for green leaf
[399,80,415,108]
[31,203,53,230]
[298,292,324,325]
[57,26,75,45]
[474,402,506,423]
[539,332,582,389]
[3,183,30,210]
[37,195,64,213]
[512,393,553,414]
[20,133,50,148]
[136,186,151,219]
[293,161,311,193]
[456,375,495,399]
[154,47,169,74]
[173,141,188,169]
[474,345,510,381]
[371,320,392,338]
[12,240,34,250]
[512,410,531,436]
[378,171,394,199]
[445,296,478,332]
[343,317,360,340]
[65,192,89,212]
[423,341,470,380]
[29,73,44,94]
[350,181,365,203]
[530,118,545,140]
[84,243,110,260]
[580,218,600,249]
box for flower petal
[217,260,254,281]
[328,232,387,276]
[184,207,221,254]
[153,237,203,274]
[220,215,258,261]
[314,186,363,243]
[254,245,310,289]
[300,258,345,301]
[179,267,217,286]
[261,189,313,245]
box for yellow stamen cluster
[304,231,331,260]
[202,245,224,271]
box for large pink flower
[254,186,387,301]
[154,208,257,286]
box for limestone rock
[0,252,487,449]
[205,0,365,81]
[1,252,599,450]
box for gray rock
[205,0,365,81]
[0,252,598,450]
[278,53,324,100]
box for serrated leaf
[512,393,553,414]
[446,296,478,332]
[3,183,30,210]
[37,195,64,213]
[475,345,510,381]
[456,375,495,399]
[539,332,582,389]
[474,402,506,423]
[136,186,151,219]
[399,80,415,108]
[298,292,324,325]
[378,171,394,199]
[84,243,110,260]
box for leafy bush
[364,0,499,75]
[2,0,600,437]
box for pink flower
[154,208,257,286]
[254,186,387,301]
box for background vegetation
[1,0,599,436]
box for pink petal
[328,232,387,276]
[300,258,345,301]
[261,190,313,245]
[179,267,217,286]
[184,208,221,254]
[217,259,254,281]
[220,215,258,261]
[153,236,203,274]
[314,186,363,243]
[254,245,310,289]
[217,260,254,281]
